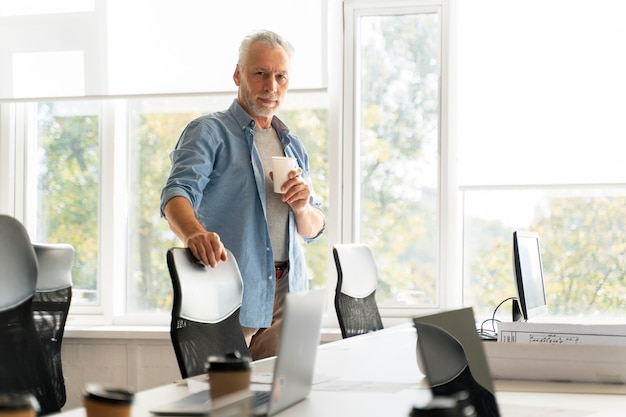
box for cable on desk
[477,296,517,340]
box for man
[160,30,325,360]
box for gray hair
[237,30,294,67]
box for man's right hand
[186,231,228,268]
[163,196,228,267]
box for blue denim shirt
[160,100,325,327]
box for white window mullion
[0,103,17,216]
[342,1,358,243]
[437,0,460,310]
[22,103,39,232]
[99,99,129,321]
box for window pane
[125,98,207,314]
[357,12,440,307]
[463,187,626,322]
[36,101,100,304]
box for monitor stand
[511,297,523,322]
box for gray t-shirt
[253,126,289,262]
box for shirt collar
[228,99,290,137]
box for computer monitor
[512,230,548,321]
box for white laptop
[150,289,325,416]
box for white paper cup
[271,156,297,194]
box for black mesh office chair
[32,243,74,411]
[333,243,384,338]
[0,215,58,415]
[167,247,250,379]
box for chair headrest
[333,243,379,298]
[168,247,244,323]
[0,215,37,310]
[33,243,74,291]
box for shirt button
[268,275,273,280]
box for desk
[53,324,626,417]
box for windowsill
[64,325,344,343]
[65,325,171,340]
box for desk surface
[54,324,626,417]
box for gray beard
[244,97,279,120]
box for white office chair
[167,247,250,378]
[333,243,384,338]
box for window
[36,101,100,304]
[345,2,444,311]
[125,97,205,315]
[458,0,626,322]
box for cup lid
[83,383,134,404]
[0,393,40,411]
[206,350,251,372]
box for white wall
[61,336,179,411]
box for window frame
[342,0,456,320]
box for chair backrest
[333,243,384,338]
[0,215,59,415]
[32,242,74,410]
[167,247,250,379]
[414,308,500,417]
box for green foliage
[37,103,100,301]
[127,111,199,312]
[538,197,626,316]
[357,13,441,305]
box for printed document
[496,322,626,346]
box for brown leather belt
[274,261,289,270]
[275,261,289,279]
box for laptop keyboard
[252,390,271,407]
